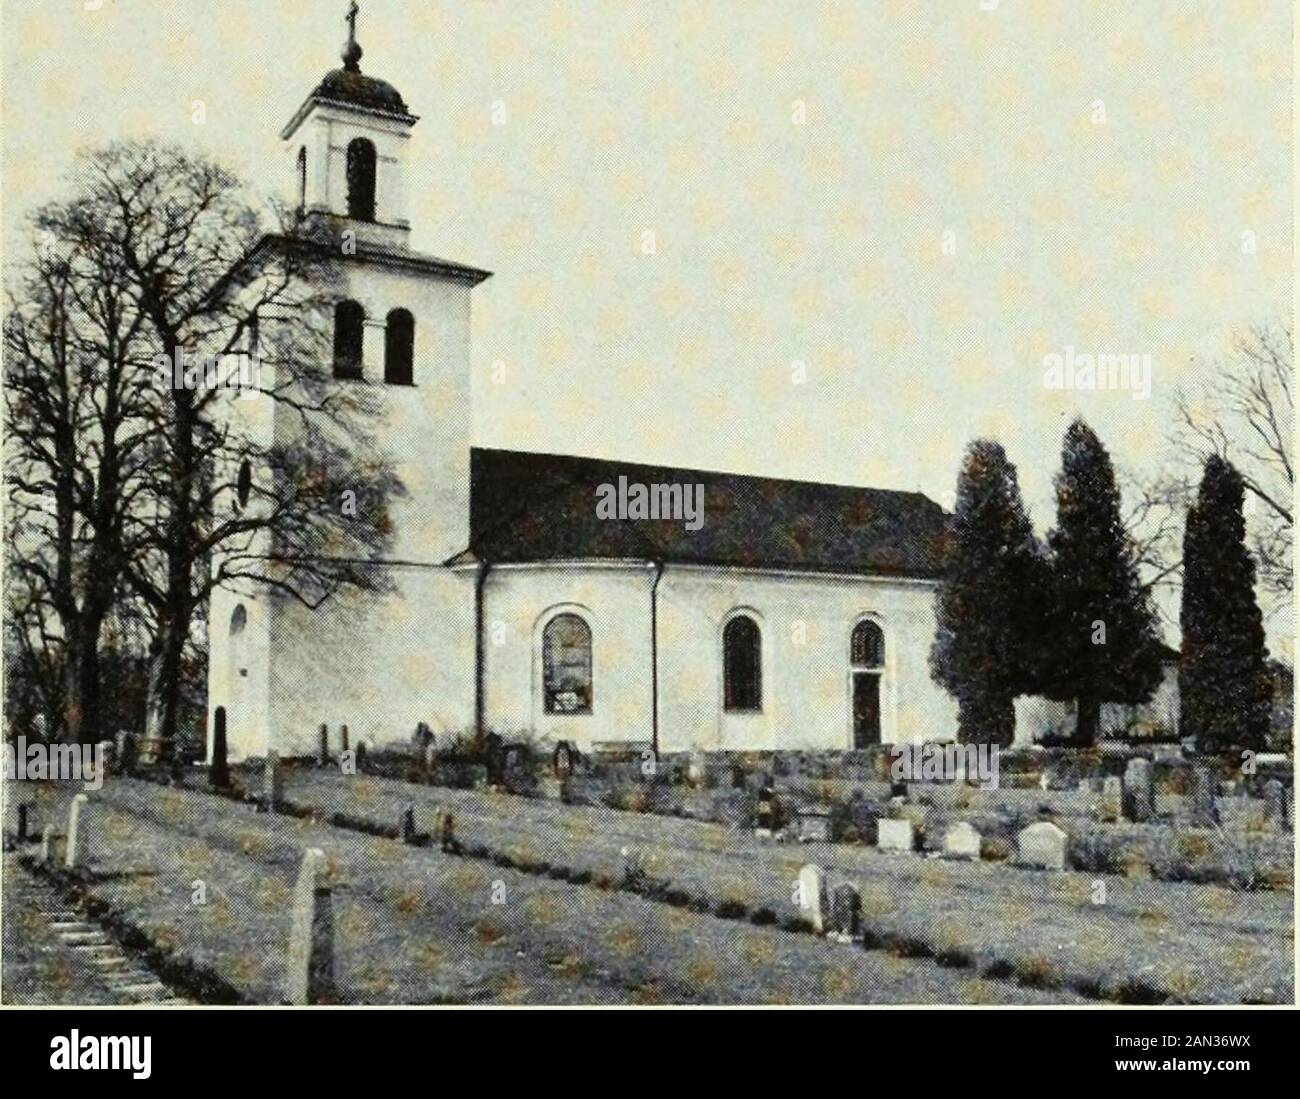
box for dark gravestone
[318,724,330,766]
[115,730,137,775]
[1191,766,1218,827]
[438,811,460,855]
[17,803,30,842]
[484,732,504,784]
[553,741,575,778]
[210,714,231,791]
[754,785,777,834]
[400,803,417,845]
[829,883,862,942]
[340,725,349,753]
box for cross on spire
[342,1,363,71]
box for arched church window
[385,308,414,385]
[723,614,762,712]
[297,146,307,213]
[333,300,364,379]
[542,613,592,714]
[230,604,248,680]
[346,138,376,222]
[850,620,884,669]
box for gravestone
[1099,776,1122,821]
[1123,758,1153,822]
[1263,779,1288,828]
[318,724,330,766]
[39,824,54,864]
[209,721,230,790]
[286,848,335,1005]
[438,811,460,854]
[115,730,136,774]
[484,732,504,784]
[65,793,89,869]
[795,805,832,843]
[400,803,417,845]
[1017,821,1068,871]
[876,818,914,853]
[553,741,575,778]
[943,821,981,860]
[796,864,827,933]
[16,802,30,842]
[264,751,283,812]
[1191,766,1218,827]
[687,748,707,788]
[828,883,861,942]
[339,725,349,754]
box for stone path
[2,852,190,1006]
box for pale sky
[2,0,1292,544]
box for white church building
[206,17,960,763]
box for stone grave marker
[796,864,827,933]
[553,741,575,778]
[828,882,861,942]
[877,817,914,853]
[1123,758,1153,822]
[286,848,335,1005]
[39,824,54,864]
[1017,821,1068,871]
[317,724,330,765]
[1099,776,1122,821]
[1191,766,1218,827]
[1263,779,1288,828]
[943,821,981,860]
[339,725,349,754]
[687,748,707,788]
[209,721,230,790]
[794,804,831,843]
[264,751,283,812]
[400,803,416,845]
[65,793,89,869]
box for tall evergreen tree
[931,440,1049,746]
[1179,456,1271,753]
[1044,419,1163,744]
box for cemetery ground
[3,767,1292,1006]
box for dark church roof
[281,67,416,138]
[459,448,949,579]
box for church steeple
[281,1,418,249]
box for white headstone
[65,794,89,869]
[40,824,54,864]
[796,863,827,933]
[943,821,981,860]
[877,817,914,853]
[286,848,334,1005]
[1017,821,1068,871]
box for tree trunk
[62,619,103,746]
[141,606,187,763]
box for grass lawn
[275,767,1295,1004]
[8,779,1079,1004]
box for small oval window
[237,460,252,508]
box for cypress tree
[1179,456,1271,753]
[1043,419,1163,744]
[931,440,1049,746]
